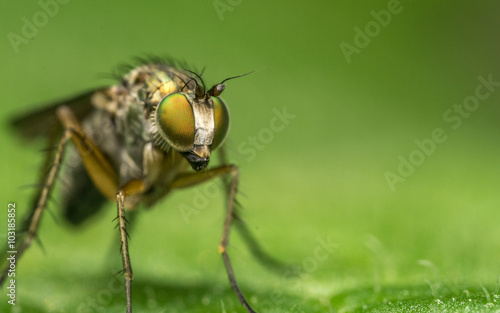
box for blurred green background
[1,1,500,312]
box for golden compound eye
[154,93,195,152]
[212,97,230,150]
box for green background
[1,1,500,312]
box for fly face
[152,80,230,171]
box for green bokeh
[1,1,500,312]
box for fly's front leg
[58,106,141,313]
[116,180,145,313]
[56,106,118,200]
[171,164,256,313]
[116,191,132,313]
[0,128,70,285]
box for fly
[1,59,275,313]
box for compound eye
[155,93,195,151]
[212,97,230,150]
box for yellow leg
[56,106,119,200]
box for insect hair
[184,69,207,93]
[99,55,199,84]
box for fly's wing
[10,88,106,140]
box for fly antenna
[207,68,261,97]
[219,68,262,84]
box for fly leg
[171,164,256,313]
[58,106,142,313]
[217,147,285,272]
[217,166,257,313]
[2,106,139,313]
[0,127,70,285]
[116,180,145,313]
